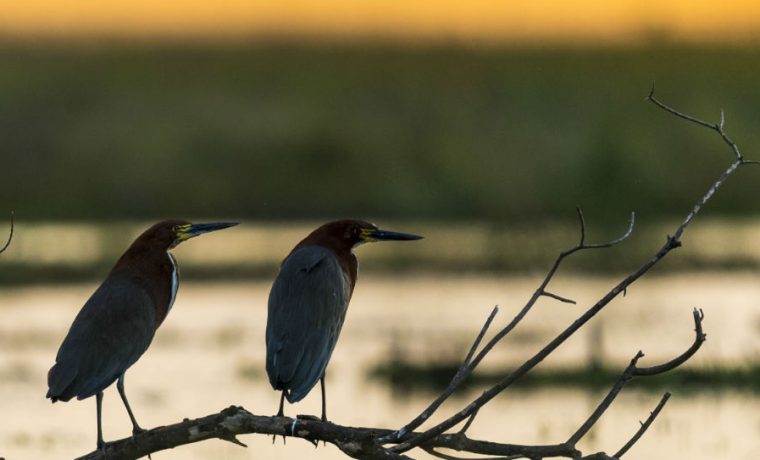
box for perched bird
[266,219,422,421]
[47,220,237,449]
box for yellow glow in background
[2,0,760,43]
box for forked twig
[567,309,705,446]
[384,211,634,442]
[391,92,755,455]
[613,392,671,458]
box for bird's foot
[128,428,152,459]
[96,439,110,457]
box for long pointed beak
[180,222,238,240]
[369,228,423,241]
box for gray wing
[47,275,157,401]
[266,246,352,402]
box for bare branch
[463,306,500,368]
[613,392,671,458]
[566,351,644,446]
[457,408,479,435]
[391,94,753,455]
[634,308,706,376]
[648,87,745,162]
[385,211,635,442]
[576,209,636,250]
[72,406,579,460]
[541,290,576,305]
[0,212,13,255]
[423,447,520,460]
[379,306,499,442]
[567,308,705,445]
[69,90,758,460]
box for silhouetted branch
[0,212,13,255]
[567,308,705,446]
[73,406,578,460]
[384,210,634,442]
[612,392,670,458]
[390,91,755,456]
[71,91,757,460]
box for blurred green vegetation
[0,43,759,223]
[370,358,760,394]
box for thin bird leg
[272,391,287,445]
[320,374,328,422]
[96,391,105,450]
[117,374,145,434]
[277,391,286,417]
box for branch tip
[613,393,670,458]
[0,211,13,255]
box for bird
[46,219,238,450]
[266,219,422,421]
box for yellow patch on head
[174,224,193,242]
[358,227,377,243]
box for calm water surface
[1,274,759,459]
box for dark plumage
[266,219,422,420]
[47,219,237,449]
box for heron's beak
[176,222,239,242]
[363,228,423,242]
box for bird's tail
[46,363,77,403]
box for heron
[266,219,422,421]
[46,220,238,449]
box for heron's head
[137,220,239,251]
[307,219,422,252]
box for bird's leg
[277,391,286,417]
[320,374,328,422]
[117,374,145,435]
[96,391,105,451]
[272,391,287,445]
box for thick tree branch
[73,407,578,460]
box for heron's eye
[172,225,179,234]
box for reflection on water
[1,274,759,459]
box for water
[1,274,759,459]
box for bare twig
[391,93,754,454]
[457,409,479,435]
[567,351,645,446]
[0,212,13,255]
[385,211,634,442]
[379,306,499,442]
[613,392,671,458]
[541,290,577,305]
[567,309,705,445]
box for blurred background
[1,1,759,459]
